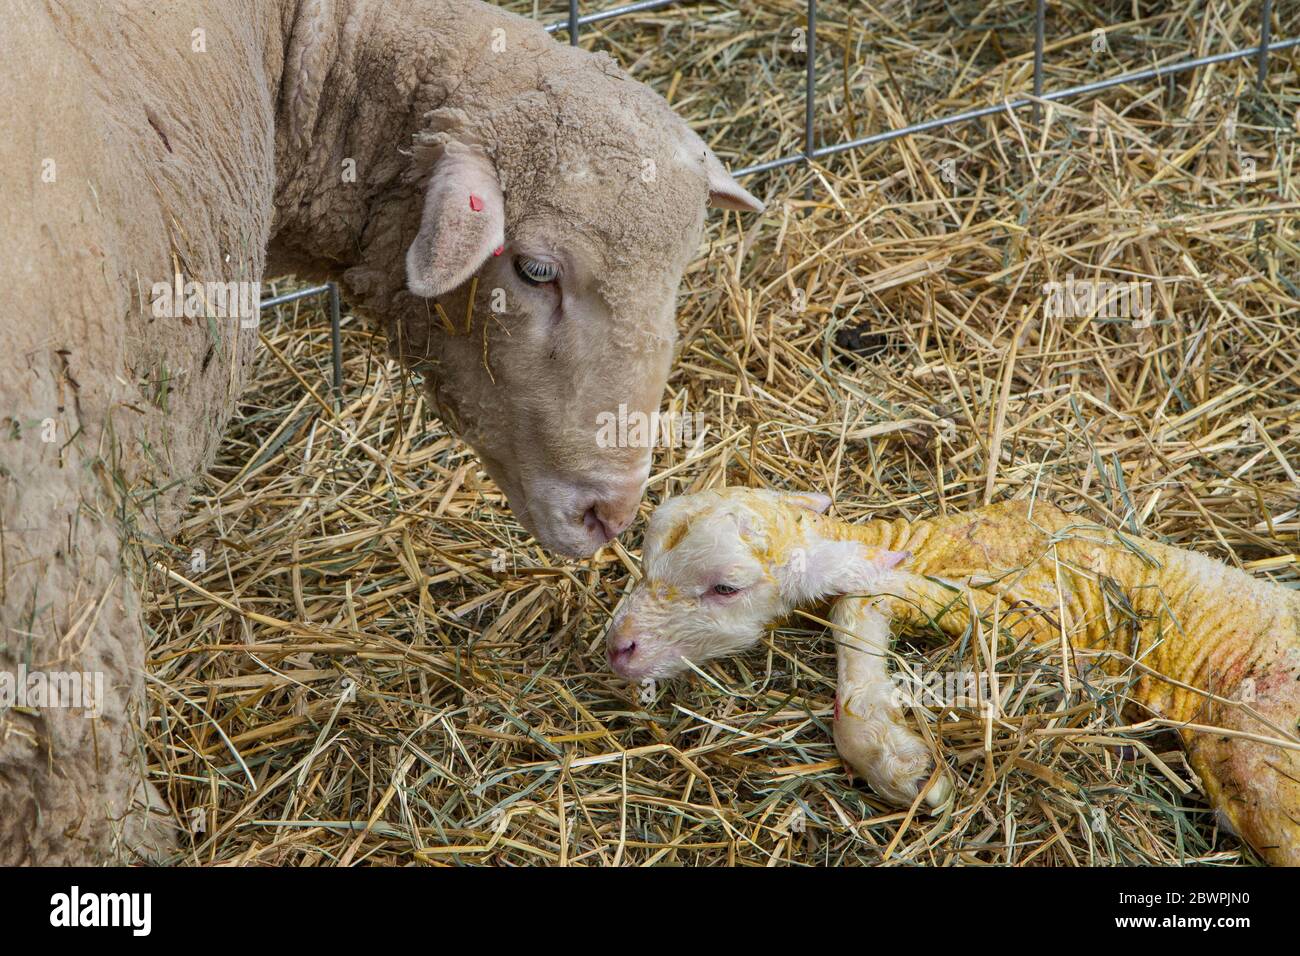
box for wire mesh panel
[543,1,1296,179]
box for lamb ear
[875,548,911,570]
[784,540,910,602]
[782,491,832,514]
[405,145,505,298]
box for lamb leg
[831,598,951,811]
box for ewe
[0,0,760,863]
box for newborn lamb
[604,487,1300,865]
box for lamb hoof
[916,768,952,811]
[834,711,949,812]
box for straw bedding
[143,0,1299,865]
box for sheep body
[609,490,1300,865]
[0,0,275,865]
[0,0,752,864]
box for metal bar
[539,4,1294,181]
[255,11,1295,411]
[328,283,343,404]
[733,37,1300,178]
[260,284,333,309]
[1258,0,1273,89]
[544,0,678,34]
[1032,0,1045,124]
[259,283,344,404]
[803,0,816,207]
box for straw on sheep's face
[605,489,909,680]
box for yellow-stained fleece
[817,500,1300,865]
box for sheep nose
[581,485,642,544]
[607,636,638,672]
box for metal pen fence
[543,0,1297,178]
[266,1,1297,393]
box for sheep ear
[677,133,764,213]
[782,491,832,514]
[405,145,505,299]
[705,159,764,213]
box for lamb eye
[712,584,740,596]
[514,255,558,286]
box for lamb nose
[608,639,637,667]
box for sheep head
[379,29,760,558]
[277,3,761,557]
[604,489,909,680]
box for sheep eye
[712,584,740,596]
[514,256,558,286]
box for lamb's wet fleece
[812,500,1300,865]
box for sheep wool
[0,0,759,864]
